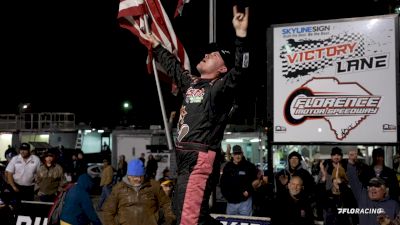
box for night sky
[1,0,394,128]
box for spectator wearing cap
[159,167,174,197]
[275,151,316,200]
[360,148,400,202]
[102,159,175,225]
[36,152,65,202]
[145,5,249,225]
[347,160,399,225]
[320,147,347,191]
[5,142,41,201]
[220,145,259,216]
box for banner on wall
[272,14,399,143]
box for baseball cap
[368,177,386,187]
[20,143,31,151]
[161,179,173,186]
[232,145,243,154]
[206,42,234,70]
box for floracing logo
[284,77,381,140]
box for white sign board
[272,14,399,143]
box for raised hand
[232,5,249,38]
[143,32,161,48]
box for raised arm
[144,32,192,92]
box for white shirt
[6,154,41,186]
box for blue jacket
[60,174,101,225]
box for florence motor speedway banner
[272,14,399,143]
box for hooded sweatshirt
[60,174,101,225]
[275,152,315,198]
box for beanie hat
[372,148,385,158]
[127,159,145,176]
[288,151,302,161]
[330,147,343,156]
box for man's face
[348,150,357,162]
[376,156,384,164]
[232,152,243,164]
[368,185,386,201]
[288,177,303,196]
[128,176,144,187]
[331,154,342,163]
[289,156,300,169]
[20,149,30,159]
[196,51,227,79]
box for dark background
[1,0,397,128]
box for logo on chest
[185,87,205,103]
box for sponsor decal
[337,208,385,214]
[281,25,331,35]
[284,77,381,140]
[383,124,397,132]
[275,126,287,132]
[185,87,205,103]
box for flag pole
[209,0,216,43]
[144,15,174,151]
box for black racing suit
[153,37,249,225]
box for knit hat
[288,151,302,161]
[330,147,343,156]
[372,148,385,158]
[127,159,145,176]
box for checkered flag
[280,33,365,79]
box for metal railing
[0,112,76,131]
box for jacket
[220,158,258,203]
[153,37,248,151]
[60,174,101,225]
[102,177,175,225]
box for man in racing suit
[146,5,249,225]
